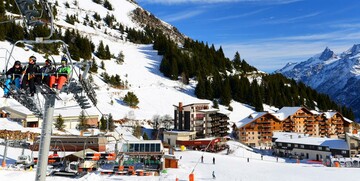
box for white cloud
[163,9,205,22]
[262,12,321,24]
[211,8,268,21]
[137,0,302,5]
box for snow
[0,0,359,180]
[1,140,360,180]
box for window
[135,144,139,152]
[145,144,150,152]
[318,146,322,151]
[294,144,298,148]
[287,143,291,147]
[325,147,330,151]
[140,143,145,152]
[341,150,347,154]
[278,143,282,146]
[155,143,161,152]
[300,145,304,148]
[151,143,156,152]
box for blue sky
[136,0,360,72]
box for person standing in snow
[213,157,215,164]
[201,156,204,163]
[212,171,216,179]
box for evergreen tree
[105,45,111,59]
[54,114,65,131]
[195,77,206,99]
[233,51,241,71]
[103,0,113,10]
[116,51,125,64]
[212,99,219,109]
[90,58,98,73]
[220,77,232,106]
[99,116,107,131]
[133,124,142,138]
[143,132,149,140]
[123,92,139,107]
[100,60,105,70]
[96,41,107,59]
[77,110,88,131]
[108,114,115,131]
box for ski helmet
[61,56,68,63]
[14,60,21,66]
[45,59,52,65]
[29,56,36,63]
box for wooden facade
[237,107,353,147]
[238,113,282,147]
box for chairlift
[0,1,98,180]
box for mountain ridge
[277,44,360,119]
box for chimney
[179,102,183,112]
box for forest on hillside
[0,0,354,120]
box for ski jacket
[6,66,23,79]
[24,63,40,74]
[57,65,71,75]
[40,65,56,74]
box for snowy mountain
[0,0,255,125]
[277,45,360,119]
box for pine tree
[77,110,88,131]
[103,0,113,10]
[96,41,106,59]
[90,58,98,73]
[108,114,115,131]
[133,124,142,138]
[195,77,206,99]
[143,132,149,140]
[99,116,107,131]
[123,92,139,107]
[54,114,65,131]
[233,51,241,71]
[100,60,105,70]
[220,77,232,106]
[105,45,111,59]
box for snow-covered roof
[272,132,310,140]
[323,112,337,119]
[0,118,41,133]
[310,110,321,115]
[236,112,267,128]
[344,117,353,123]
[275,136,348,150]
[275,107,303,120]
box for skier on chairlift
[21,56,40,97]
[39,59,55,85]
[3,61,23,97]
[49,56,71,91]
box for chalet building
[345,131,360,157]
[1,106,99,129]
[237,112,282,147]
[319,112,353,138]
[173,102,229,138]
[237,106,353,147]
[273,132,349,160]
[163,131,196,147]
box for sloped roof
[236,112,267,128]
[275,107,303,120]
[323,112,337,119]
[275,137,348,150]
